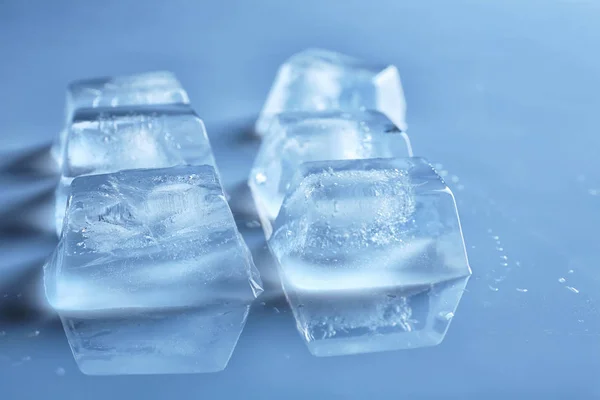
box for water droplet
[492,236,500,240]
[566,286,579,294]
[273,307,281,314]
[28,330,40,337]
[440,311,454,321]
[55,367,66,376]
[588,189,599,196]
[516,288,528,293]
[558,277,566,283]
[568,269,574,274]
[488,285,499,292]
[0,331,5,337]
[450,175,460,183]
[255,172,267,184]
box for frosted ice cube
[60,305,251,375]
[46,165,262,312]
[52,71,189,167]
[249,110,412,238]
[55,104,216,234]
[256,49,406,135]
[269,157,471,357]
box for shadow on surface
[0,142,58,178]
[0,145,59,328]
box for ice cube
[52,71,189,167]
[46,165,262,312]
[269,157,471,357]
[248,110,412,238]
[60,305,251,375]
[55,104,216,234]
[45,165,262,374]
[255,49,406,136]
[65,71,189,120]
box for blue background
[1,1,599,398]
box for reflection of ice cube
[53,71,189,167]
[256,49,406,135]
[46,165,262,312]
[54,105,216,234]
[61,305,250,375]
[269,157,471,356]
[249,110,412,238]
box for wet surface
[1,1,600,398]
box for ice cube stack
[251,49,471,356]
[43,49,472,375]
[45,72,263,375]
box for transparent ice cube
[269,157,471,356]
[249,110,412,238]
[54,104,216,234]
[60,305,251,375]
[45,165,262,374]
[46,165,262,312]
[65,71,189,119]
[255,49,406,135]
[52,71,190,167]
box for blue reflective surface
[1,1,599,398]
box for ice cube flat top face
[249,111,412,234]
[45,165,262,312]
[256,48,406,135]
[66,71,189,119]
[269,157,470,356]
[63,105,215,179]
